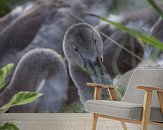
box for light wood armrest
[137,86,163,116]
[87,82,118,101]
[137,86,163,92]
[87,82,114,89]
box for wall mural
[0,0,162,113]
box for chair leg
[92,113,98,130]
[121,121,127,130]
[141,123,148,130]
[141,90,153,130]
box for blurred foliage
[0,64,43,130]
[102,0,163,51]
[0,0,11,17]
[110,0,147,14]
[0,123,19,130]
[100,0,163,53]
[0,64,14,89]
[89,14,163,50]
[60,100,85,113]
[0,0,35,17]
[147,0,163,18]
[0,92,43,113]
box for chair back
[122,67,163,107]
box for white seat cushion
[85,100,163,122]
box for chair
[84,67,163,130]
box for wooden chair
[84,68,163,130]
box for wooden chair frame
[87,83,163,130]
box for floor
[0,113,130,130]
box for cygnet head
[63,23,111,84]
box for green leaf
[88,14,163,50]
[110,0,147,14]
[0,92,43,113]
[0,102,12,113]
[10,92,43,106]
[0,123,19,130]
[0,64,14,89]
[0,0,11,17]
[147,0,163,18]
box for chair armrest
[137,86,163,92]
[87,82,114,89]
[87,82,118,101]
[137,86,163,116]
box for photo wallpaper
[0,0,163,113]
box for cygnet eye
[95,39,97,43]
[100,57,103,62]
[73,47,78,52]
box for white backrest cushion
[122,68,163,107]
